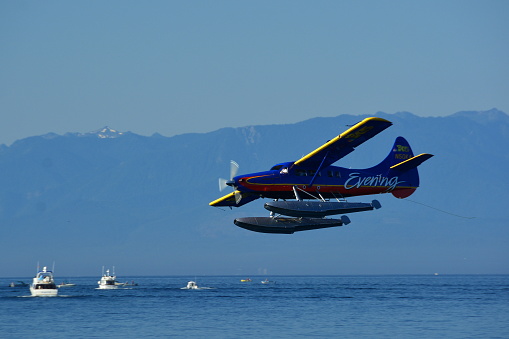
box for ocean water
[1,275,508,338]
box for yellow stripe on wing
[294,117,391,166]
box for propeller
[219,160,239,192]
[218,160,243,205]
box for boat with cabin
[97,267,118,289]
[30,266,58,297]
[180,280,213,290]
[181,281,200,289]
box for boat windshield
[37,273,53,281]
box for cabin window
[308,170,321,177]
[327,170,341,178]
[271,165,283,171]
[296,169,307,176]
[37,284,56,289]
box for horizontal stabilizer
[390,153,434,172]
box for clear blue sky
[1,0,508,146]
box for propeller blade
[235,191,242,205]
[218,160,240,192]
[219,178,229,191]
[230,160,239,180]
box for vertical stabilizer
[368,137,432,199]
[367,136,415,173]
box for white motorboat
[30,266,58,297]
[181,281,200,289]
[98,267,118,289]
[181,280,213,290]
[9,281,28,288]
[57,281,76,288]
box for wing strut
[293,186,302,201]
[308,151,329,187]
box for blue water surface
[1,275,508,338]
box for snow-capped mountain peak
[86,126,124,139]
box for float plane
[210,117,433,234]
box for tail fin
[368,137,433,199]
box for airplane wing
[209,191,259,207]
[293,117,393,168]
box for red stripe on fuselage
[238,176,415,199]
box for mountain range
[1,109,508,277]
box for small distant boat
[98,267,118,289]
[9,281,28,288]
[261,278,273,284]
[181,281,200,289]
[240,278,252,282]
[30,266,58,297]
[57,281,76,288]
[181,280,212,290]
